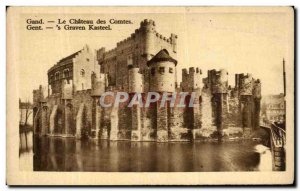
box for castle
[32,19,261,142]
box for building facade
[261,94,285,124]
[32,19,261,142]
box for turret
[140,19,156,61]
[147,49,177,92]
[236,73,253,95]
[181,67,203,92]
[253,79,261,99]
[128,67,143,93]
[97,47,106,66]
[170,33,178,53]
[140,19,156,31]
[210,69,228,94]
[91,72,107,96]
[33,85,47,105]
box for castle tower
[60,79,74,136]
[252,79,261,130]
[140,19,156,61]
[181,67,203,92]
[148,49,177,93]
[180,67,203,139]
[236,73,254,136]
[32,85,48,136]
[210,69,229,136]
[91,71,107,139]
[96,19,178,92]
[128,65,144,141]
[147,49,177,142]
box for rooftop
[58,50,81,63]
[147,49,177,66]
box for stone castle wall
[33,20,261,142]
[97,19,177,92]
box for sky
[17,8,293,101]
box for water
[19,132,33,171]
[20,132,272,172]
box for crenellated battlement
[104,48,117,58]
[91,72,107,96]
[33,19,263,141]
[181,67,203,92]
[96,18,178,72]
[140,19,156,27]
[91,72,107,82]
[182,67,202,76]
[97,47,106,63]
[207,69,228,94]
[154,32,177,45]
[33,85,47,105]
[117,36,134,47]
[236,73,254,95]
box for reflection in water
[19,132,33,171]
[39,138,267,171]
[255,145,272,171]
[19,134,272,172]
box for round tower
[212,69,228,93]
[128,67,143,93]
[147,49,177,93]
[239,73,253,95]
[253,79,261,99]
[91,72,107,96]
[140,19,156,61]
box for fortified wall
[97,19,177,92]
[32,19,261,142]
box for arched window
[80,69,85,77]
[55,72,60,80]
[63,69,70,78]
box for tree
[20,98,32,126]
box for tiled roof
[147,49,177,66]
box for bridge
[260,120,286,171]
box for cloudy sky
[16,7,293,101]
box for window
[169,67,173,73]
[127,55,133,66]
[50,75,54,82]
[151,68,155,76]
[159,67,165,74]
[55,72,60,80]
[80,69,85,77]
[86,58,90,62]
[63,69,70,78]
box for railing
[260,119,286,171]
[271,122,286,147]
[260,119,286,148]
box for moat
[20,132,272,172]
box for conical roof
[147,49,177,66]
